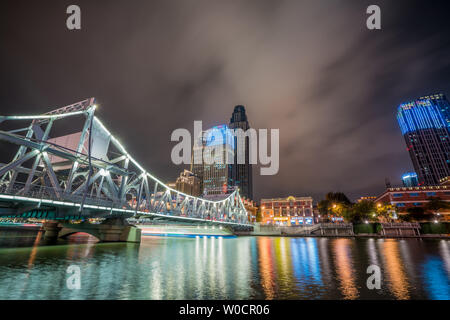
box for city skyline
[0,0,449,306]
[2,1,450,202]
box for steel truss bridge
[0,98,251,229]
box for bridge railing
[0,181,130,211]
[380,222,421,229]
[320,223,353,229]
[0,181,247,225]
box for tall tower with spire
[229,105,253,200]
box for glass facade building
[402,172,419,187]
[202,125,235,196]
[397,94,450,185]
[229,105,253,200]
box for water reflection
[18,231,43,297]
[333,239,359,300]
[290,238,324,298]
[258,237,276,299]
[0,234,448,300]
[380,240,410,300]
[274,238,295,297]
[439,241,450,277]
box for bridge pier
[96,218,142,243]
[43,221,62,241]
[44,218,141,243]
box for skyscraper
[229,105,253,200]
[190,130,206,194]
[202,125,235,196]
[397,94,450,185]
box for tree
[399,212,411,222]
[404,207,423,222]
[425,197,448,221]
[405,206,435,222]
[318,192,353,222]
[325,192,352,205]
[376,202,396,222]
[331,202,350,218]
[346,200,375,223]
[318,199,330,216]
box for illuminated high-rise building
[190,131,206,194]
[402,172,419,187]
[229,105,253,200]
[202,125,235,196]
[397,94,450,185]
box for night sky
[1,0,450,202]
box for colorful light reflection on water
[0,235,448,300]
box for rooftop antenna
[385,177,392,189]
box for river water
[0,235,449,300]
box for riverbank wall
[235,222,450,239]
[0,223,43,246]
[0,223,42,238]
[2,222,449,241]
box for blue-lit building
[402,172,419,187]
[202,125,235,196]
[397,94,450,185]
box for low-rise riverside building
[357,196,377,202]
[260,196,315,226]
[375,185,450,221]
[242,198,257,223]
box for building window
[397,203,406,207]
[410,193,419,197]
[393,193,403,197]
[426,192,436,196]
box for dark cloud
[1,0,450,202]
